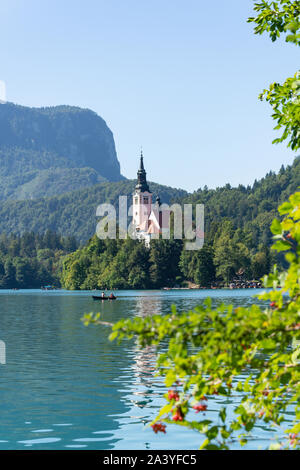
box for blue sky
[0,0,298,192]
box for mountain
[0,179,188,243]
[0,102,124,200]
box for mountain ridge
[0,102,124,200]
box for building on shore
[132,152,170,246]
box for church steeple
[139,150,145,171]
[136,150,151,193]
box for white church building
[132,152,170,246]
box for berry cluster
[151,422,166,434]
[172,407,184,421]
[193,403,207,413]
[289,433,298,446]
[167,389,179,401]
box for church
[132,152,170,246]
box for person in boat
[109,292,116,299]
[101,292,106,299]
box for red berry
[168,390,179,401]
[193,403,207,413]
[151,422,166,434]
[172,407,184,421]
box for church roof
[135,151,151,193]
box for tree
[1,260,16,288]
[179,245,216,287]
[84,190,300,450]
[251,246,271,279]
[149,239,183,288]
[213,222,251,284]
[194,245,216,286]
[82,2,300,449]
[248,0,300,151]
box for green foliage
[248,1,300,45]
[0,156,298,258]
[248,1,300,150]
[179,245,215,287]
[61,217,274,289]
[61,236,184,290]
[182,157,300,257]
[259,73,300,150]
[86,190,300,449]
[0,230,77,288]
[0,179,188,243]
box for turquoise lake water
[0,289,293,450]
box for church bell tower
[132,151,152,235]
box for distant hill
[0,102,124,200]
[181,156,300,247]
[0,157,299,245]
[0,179,188,243]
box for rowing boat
[92,295,116,300]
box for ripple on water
[31,429,54,433]
[65,444,88,448]
[18,438,61,445]
[72,437,110,442]
[52,423,73,426]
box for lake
[0,289,291,450]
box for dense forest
[0,179,188,242]
[1,157,299,289]
[183,157,300,248]
[60,231,272,290]
[0,231,77,288]
[0,157,299,244]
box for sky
[0,0,298,192]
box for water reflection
[135,294,162,318]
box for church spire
[139,149,145,171]
[136,150,150,192]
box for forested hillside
[0,180,188,243]
[0,156,299,246]
[183,157,300,248]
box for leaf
[272,240,291,252]
[206,426,219,440]
[220,407,226,423]
[278,202,293,215]
[271,218,282,235]
[165,370,177,387]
